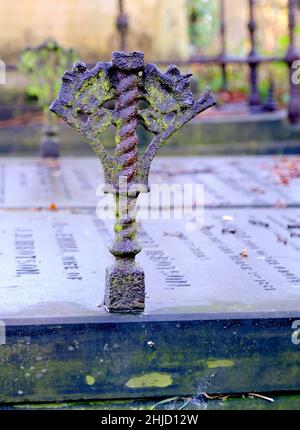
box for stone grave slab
[0,156,299,209]
[0,208,299,402]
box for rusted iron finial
[50,51,216,313]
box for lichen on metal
[19,39,78,157]
[50,51,216,313]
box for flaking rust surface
[49,51,216,311]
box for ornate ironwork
[247,0,261,109]
[286,0,300,124]
[219,0,227,91]
[50,51,216,313]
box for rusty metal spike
[50,51,216,313]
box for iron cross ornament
[50,51,216,313]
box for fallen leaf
[48,203,58,211]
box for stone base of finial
[40,127,60,158]
[104,261,145,313]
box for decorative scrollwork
[50,51,216,313]
[50,51,215,190]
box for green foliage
[19,39,78,112]
[186,0,218,52]
[186,0,296,103]
[191,62,289,107]
[259,62,289,105]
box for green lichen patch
[207,359,235,369]
[85,375,96,386]
[126,372,173,389]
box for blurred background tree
[185,0,300,105]
[0,0,299,115]
[186,0,219,55]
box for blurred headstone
[19,39,78,157]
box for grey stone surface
[0,158,102,208]
[0,208,299,321]
[0,156,299,209]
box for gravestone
[0,154,299,400]
[0,155,299,208]
[0,209,299,402]
[0,51,299,403]
[0,209,299,317]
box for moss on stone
[126,372,173,389]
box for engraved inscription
[0,209,299,319]
[0,156,300,209]
[237,228,300,285]
[15,228,39,276]
[177,233,210,261]
[52,221,82,280]
[202,228,276,291]
[139,226,191,289]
